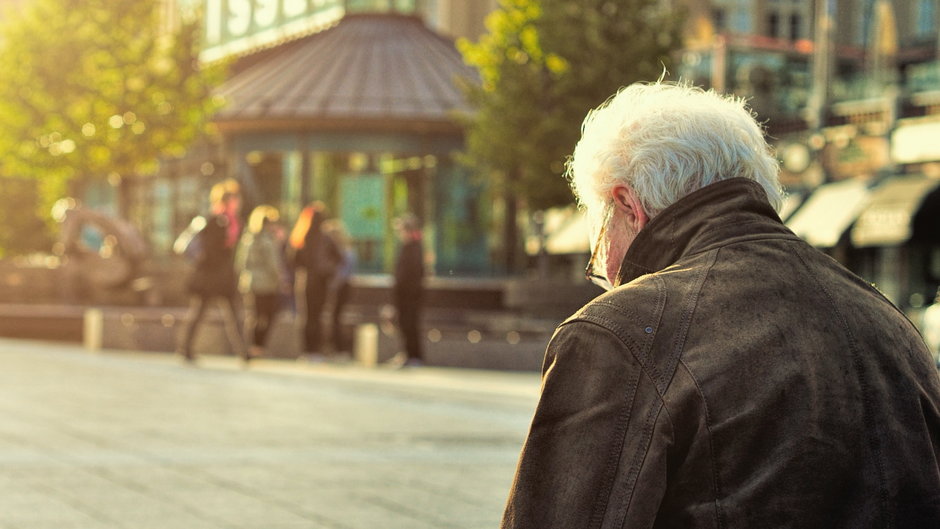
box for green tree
[458,0,684,267]
[0,0,223,255]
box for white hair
[567,81,783,222]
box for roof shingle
[215,14,478,134]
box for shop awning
[777,192,805,222]
[850,175,940,247]
[786,179,871,248]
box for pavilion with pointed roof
[215,13,475,135]
[213,11,490,275]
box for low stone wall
[0,303,84,342]
[3,304,552,371]
[0,258,603,371]
[0,259,61,304]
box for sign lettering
[202,0,345,62]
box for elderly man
[501,83,940,528]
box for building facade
[677,0,940,311]
[122,0,501,283]
[36,0,940,308]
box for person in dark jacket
[390,213,425,367]
[176,179,248,363]
[501,82,940,528]
[323,219,355,356]
[289,202,342,358]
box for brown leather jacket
[501,178,940,529]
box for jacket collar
[616,178,794,286]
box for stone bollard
[83,308,103,352]
[354,323,379,367]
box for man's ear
[611,185,648,232]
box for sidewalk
[0,339,541,529]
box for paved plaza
[0,339,542,529]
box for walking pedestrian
[323,219,355,356]
[289,202,342,359]
[235,205,287,360]
[500,81,940,528]
[175,179,248,363]
[389,213,424,368]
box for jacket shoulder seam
[560,313,666,400]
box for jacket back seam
[587,357,644,529]
[678,357,725,529]
[614,400,666,529]
[667,248,724,528]
[794,250,892,527]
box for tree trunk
[117,178,132,220]
[503,168,520,274]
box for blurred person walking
[290,202,342,359]
[323,220,356,356]
[235,205,288,360]
[175,179,248,363]
[389,213,425,368]
[500,82,940,528]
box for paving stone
[0,338,540,529]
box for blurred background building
[674,0,940,313]
[2,0,940,318]
[110,0,502,287]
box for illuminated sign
[202,0,345,62]
[201,1,418,62]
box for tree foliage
[458,0,685,210]
[0,0,223,227]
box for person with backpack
[175,179,248,363]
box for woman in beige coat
[235,205,287,359]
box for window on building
[918,0,937,37]
[789,13,801,40]
[767,11,780,38]
[712,8,726,31]
[854,0,870,46]
[732,7,751,33]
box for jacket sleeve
[501,320,671,529]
